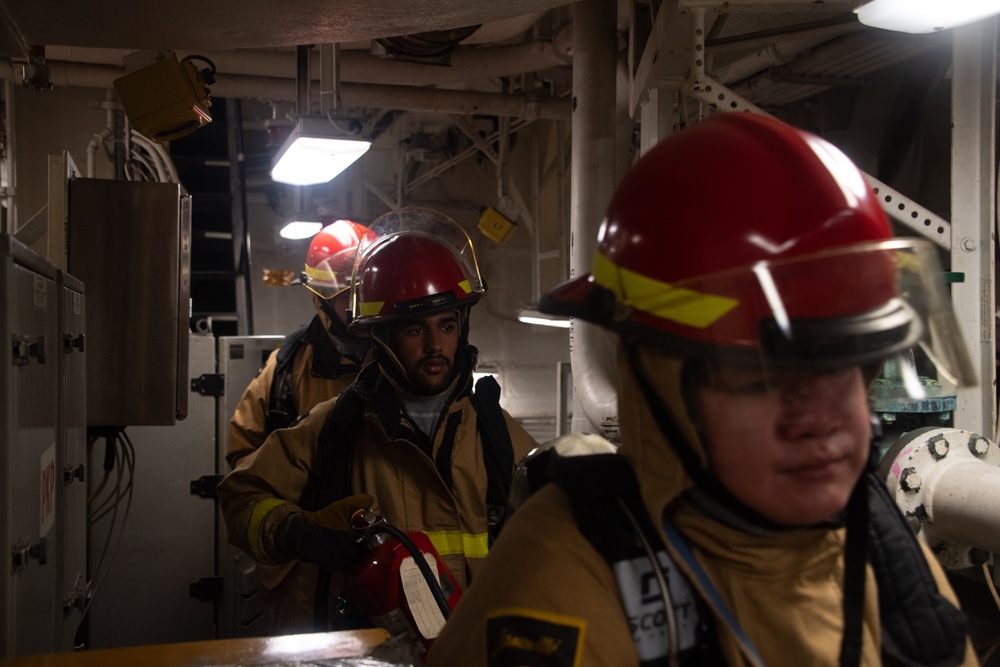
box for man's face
[694,365,871,526]
[387,310,461,395]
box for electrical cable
[85,433,111,504]
[369,523,452,620]
[982,562,1000,612]
[77,429,136,639]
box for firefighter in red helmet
[225,218,370,635]
[219,207,537,641]
[429,114,977,666]
[228,218,370,469]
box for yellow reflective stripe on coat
[248,498,287,561]
[425,530,490,559]
[591,251,738,328]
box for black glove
[281,516,365,570]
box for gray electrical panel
[1,235,60,658]
[67,178,191,428]
[215,335,283,639]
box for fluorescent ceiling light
[855,0,1000,33]
[516,308,571,329]
[270,116,372,186]
[279,220,323,240]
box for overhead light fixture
[279,220,323,240]
[855,0,1000,33]
[516,308,571,329]
[270,116,372,186]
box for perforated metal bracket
[630,2,955,250]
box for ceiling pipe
[0,60,571,119]
[568,0,619,435]
[39,36,572,87]
[729,31,946,107]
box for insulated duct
[568,0,619,435]
[0,61,570,120]
[37,39,573,88]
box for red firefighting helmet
[347,207,485,328]
[299,219,368,299]
[541,112,974,382]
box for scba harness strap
[266,316,360,432]
[265,321,311,432]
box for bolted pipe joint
[878,426,1000,569]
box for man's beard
[409,355,455,395]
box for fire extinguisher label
[400,554,447,639]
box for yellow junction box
[478,207,516,244]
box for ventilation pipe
[0,60,570,120]
[568,0,619,436]
[36,39,573,88]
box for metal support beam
[950,19,997,439]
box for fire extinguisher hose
[371,523,453,621]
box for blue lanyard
[661,518,765,666]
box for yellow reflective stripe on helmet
[304,264,338,284]
[248,498,287,562]
[425,530,490,559]
[592,251,738,328]
[458,279,473,295]
[358,301,385,317]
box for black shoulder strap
[265,322,311,432]
[304,384,365,632]
[547,453,658,561]
[471,375,514,540]
[302,385,365,512]
[866,473,968,666]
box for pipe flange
[878,426,1000,569]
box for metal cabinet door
[1,236,60,658]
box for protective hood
[614,343,699,523]
[314,294,370,365]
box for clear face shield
[347,207,486,323]
[625,237,975,393]
[300,252,354,301]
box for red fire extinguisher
[345,508,463,658]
